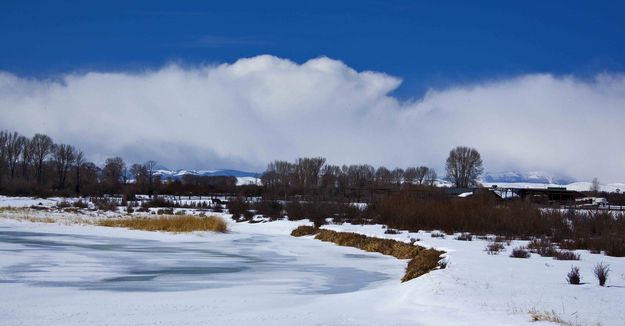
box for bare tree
[294,157,326,192]
[391,168,404,186]
[20,136,34,180]
[445,146,484,188]
[80,162,100,195]
[415,166,429,185]
[320,164,341,197]
[0,131,7,189]
[130,163,149,191]
[103,157,125,193]
[375,166,392,185]
[52,144,76,189]
[31,134,54,184]
[346,164,374,200]
[403,167,418,185]
[144,160,158,195]
[260,168,278,192]
[266,160,295,198]
[425,168,438,186]
[74,150,85,194]
[5,132,25,180]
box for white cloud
[1,55,624,181]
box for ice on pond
[0,228,392,294]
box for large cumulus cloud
[0,55,623,181]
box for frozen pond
[0,225,393,295]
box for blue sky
[2,1,624,98]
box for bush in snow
[226,197,249,219]
[593,262,610,286]
[212,204,224,213]
[553,250,580,261]
[243,210,254,221]
[510,247,530,258]
[384,228,401,235]
[93,197,118,211]
[455,233,473,241]
[431,232,445,239]
[72,200,88,209]
[493,236,512,246]
[485,242,505,255]
[156,208,173,215]
[55,200,72,209]
[285,201,305,220]
[527,238,557,257]
[566,266,581,285]
[253,200,283,220]
[141,198,175,208]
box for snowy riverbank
[1,208,624,325]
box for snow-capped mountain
[479,171,623,193]
[152,169,261,185]
[153,169,260,179]
[480,171,575,185]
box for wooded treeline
[0,130,251,197]
[0,129,456,200]
[260,157,438,201]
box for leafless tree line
[1,129,485,199]
[0,130,169,197]
[260,157,439,200]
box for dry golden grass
[291,226,444,282]
[526,308,602,326]
[290,225,320,237]
[21,216,55,223]
[314,229,421,259]
[0,209,56,224]
[0,206,23,212]
[402,249,445,282]
[98,215,228,233]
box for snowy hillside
[481,171,575,185]
[480,171,623,193]
[153,169,261,185]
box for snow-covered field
[1,198,624,325]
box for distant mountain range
[153,169,260,179]
[480,171,575,185]
[480,171,624,193]
[152,169,261,185]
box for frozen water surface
[0,228,390,294]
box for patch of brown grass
[292,227,444,282]
[23,216,55,223]
[526,308,600,326]
[0,206,23,212]
[402,249,445,282]
[98,215,228,233]
[290,225,320,237]
[315,230,421,259]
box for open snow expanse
[1,210,624,325]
